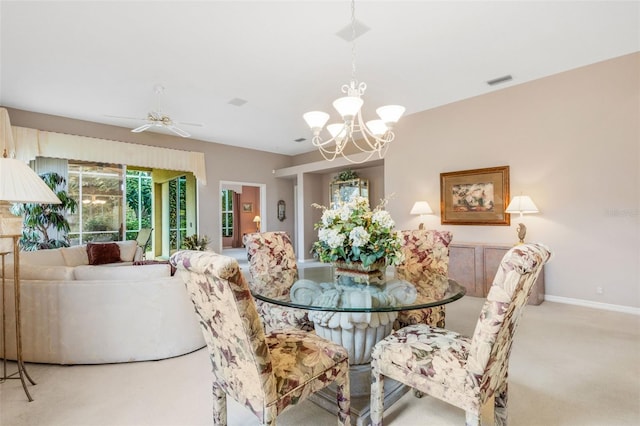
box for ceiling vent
[294,137,306,143]
[487,75,513,86]
[228,98,248,106]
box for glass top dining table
[251,265,466,313]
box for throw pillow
[87,242,121,265]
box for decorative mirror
[277,200,286,221]
[330,178,369,206]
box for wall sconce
[505,195,539,244]
[252,215,261,232]
[410,201,433,230]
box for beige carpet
[2,291,639,425]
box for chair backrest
[135,228,153,250]
[395,229,453,279]
[466,243,552,395]
[170,250,276,418]
[244,231,298,297]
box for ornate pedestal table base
[290,273,420,425]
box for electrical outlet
[596,286,604,295]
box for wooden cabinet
[449,243,545,305]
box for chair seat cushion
[265,329,348,410]
[373,324,479,411]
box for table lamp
[253,215,261,232]
[410,201,433,230]
[505,195,539,244]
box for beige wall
[382,53,639,309]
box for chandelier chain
[350,0,357,82]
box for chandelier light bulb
[376,105,406,125]
[303,111,330,133]
[365,119,388,136]
[332,96,363,120]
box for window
[125,170,152,240]
[67,162,124,244]
[169,176,187,250]
[221,189,233,237]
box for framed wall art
[242,202,253,213]
[440,166,510,225]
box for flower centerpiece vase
[333,259,387,285]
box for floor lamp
[1,108,62,401]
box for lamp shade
[253,215,261,223]
[410,201,433,215]
[0,157,61,204]
[505,195,539,214]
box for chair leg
[494,380,508,426]
[336,371,351,426]
[370,362,385,426]
[212,383,227,426]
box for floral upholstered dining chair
[170,250,351,426]
[394,229,453,329]
[371,243,552,426]
[244,231,314,332]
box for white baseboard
[544,295,640,315]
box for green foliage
[10,172,78,251]
[333,169,359,182]
[182,234,209,251]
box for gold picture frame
[242,202,253,213]
[440,166,510,225]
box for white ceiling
[1,1,638,156]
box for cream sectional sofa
[0,241,205,364]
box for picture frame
[242,202,253,213]
[440,166,510,225]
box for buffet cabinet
[448,243,545,305]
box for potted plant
[10,172,78,251]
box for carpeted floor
[2,264,639,425]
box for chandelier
[303,0,405,164]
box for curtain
[232,191,242,248]
[11,126,207,184]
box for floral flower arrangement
[312,196,404,268]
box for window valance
[10,126,207,184]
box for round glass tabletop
[251,265,466,313]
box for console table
[449,242,545,304]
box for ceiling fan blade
[105,114,146,121]
[174,120,203,127]
[167,125,191,138]
[131,124,152,133]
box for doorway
[219,181,266,251]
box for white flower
[322,209,339,226]
[338,205,352,221]
[372,210,395,228]
[349,226,370,247]
[319,228,346,249]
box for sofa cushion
[116,241,138,262]
[87,242,121,265]
[73,264,171,281]
[61,245,89,267]
[23,265,76,281]
[21,248,66,266]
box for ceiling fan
[107,85,202,138]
